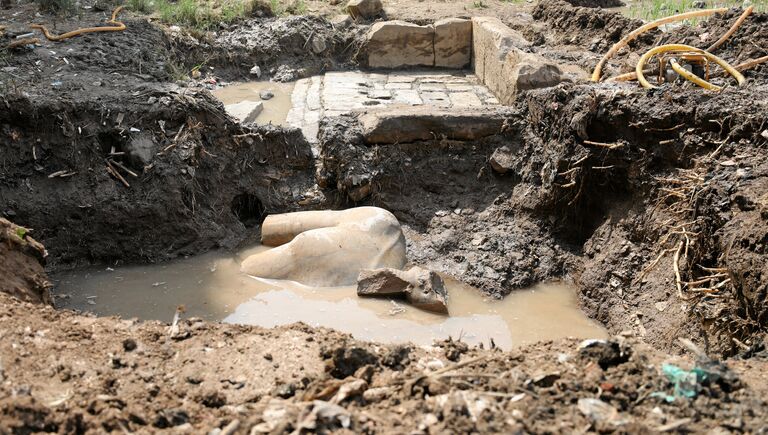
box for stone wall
[364,16,566,104]
[471,16,564,105]
[366,18,472,69]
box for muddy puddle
[212,81,295,125]
[53,246,606,350]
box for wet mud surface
[2,0,768,432]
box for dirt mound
[0,218,52,304]
[0,88,315,268]
[2,291,767,433]
[170,15,363,81]
[532,0,651,52]
[563,0,624,8]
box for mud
[52,243,606,349]
[2,0,768,432]
[212,81,296,125]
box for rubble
[357,266,449,314]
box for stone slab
[224,100,263,124]
[367,21,435,68]
[471,16,564,105]
[434,18,472,68]
[360,106,509,144]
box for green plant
[472,0,488,8]
[15,227,27,240]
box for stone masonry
[286,70,500,147]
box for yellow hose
[706,6,753,52]
[592,8,728,82]
[31,6,125,42]
[669,58,721,91]
[636,44,745,89]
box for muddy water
[212,81,295,125]
[53,246,606,350]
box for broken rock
[224,100,263,124]
[357,266,449,314]
[489,146,515,174]
[347,0,382,19]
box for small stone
[489,146,515,174]
[311,36,327,54]
[692,0,706,7]
[122,338,137,352]
[655,301,668,312]
[274,383,296,399]
[347,0,382,19]
[331,14,353,29]
[259,90,274,100]
[760,129,768,140]
[250,65,261,77]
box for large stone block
[434,18,472,68]
[359,106,509,144]
[367,21,435,69]
[472,16,563,104]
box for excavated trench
[1,0,768,431]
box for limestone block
[472,16,563,104]
[224,100,263,124]
[434,18,472,68]
[359,106,508,144]
[367,21,435,69]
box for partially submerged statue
[241,207,407,287]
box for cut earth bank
[1,0,768,432]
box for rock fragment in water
[259,89,275,100]
[357,266,449,314]
[224,100,263,124]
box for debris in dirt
[224,100,264,124]
[6,37,39,50]
[250,65,262,77]
[30,6,126,42]
[577,398,630,426]
[578,339,631,369]
[323,344,378,379]
[347,0,383,20]
[296,400,352,431]
[311,36,328,54]
[330,378,368,404]
[489,146,515,174]
[357,266,449,314]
